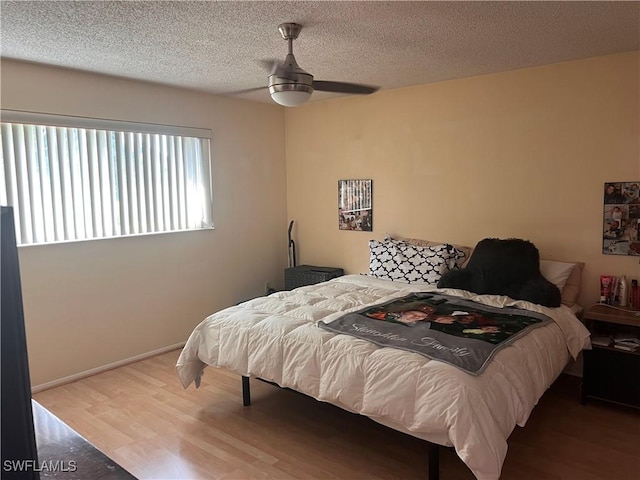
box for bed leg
[242,375,251,406]
[428,443,440,480]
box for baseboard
[31,342,185,394]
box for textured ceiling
[1,1,639,104]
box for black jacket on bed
[437,238,562,308]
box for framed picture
[338,179,372,231]
[602,181,640,256]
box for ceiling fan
[240,23,379,107]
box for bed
[176,237,590,480]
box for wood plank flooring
[34,350,639,480]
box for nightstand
[581,304,640,408]
[284,265,343,290]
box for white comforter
[176,274,590,480]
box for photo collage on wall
[603,181,640,256]
[338,179,372,231]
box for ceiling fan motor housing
[268,49,314,106]
[268,75,314,93]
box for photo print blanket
[319,292,552,375]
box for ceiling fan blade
[258,59,280,75]
[225,86,269,96]
[258,59,296,80]
[312,80,379,95]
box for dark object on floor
[33,401,137,479]
[437,238,561,307]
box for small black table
[581,304,640,408]
[284,265,343,290]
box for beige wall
[3,52,639,386]
[286,52,640,307]
[1,60,288,386]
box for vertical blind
[0,112,213,245]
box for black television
[1,206,39,479]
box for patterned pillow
[368,239,465,284]
[384,234,472,268]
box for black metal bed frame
[241,375,441,480]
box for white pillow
[368,239,464,284]
[540,260,576,291]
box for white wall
[1,60,288,386]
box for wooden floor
[34,350,639,480]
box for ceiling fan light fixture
[269,83,314,107]
[271,90,312,107]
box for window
[0,111,213,245]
